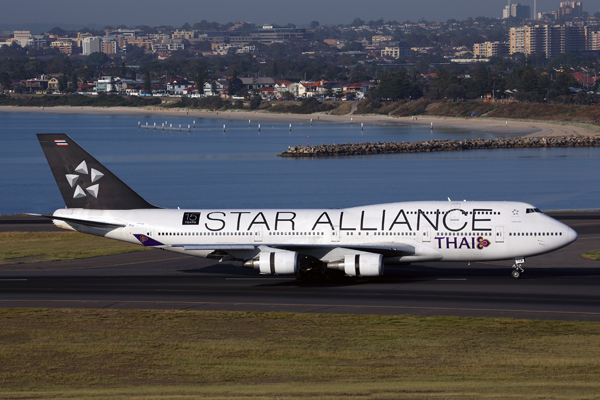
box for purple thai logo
[133,234,164,247]
[434,235,492,250]
[476,236,491,250]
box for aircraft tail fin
[37,134,158,210]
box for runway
[1,213,599,321]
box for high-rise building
[588,30,600,50]
[82,37,101,55]
[558,1,583,17]
[503,3,531,18]
[510,25,587,58]
[101,39,117,54]
[510,27,527,53]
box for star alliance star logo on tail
[65,160,104,199]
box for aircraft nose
[566,226,578,244]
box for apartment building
[588,30,600,50]
[473,41,508,58]
[82,37,101,55]
[510,25,587,58]
[50,40,75,55]
[13,31,32,47]
[380,46,413,58]
[559,1,583,17]
[126,38,153,50]
[510,28,527,54]
[371,35,393,45]
[152,42,185,52]
[503,3,531,18]
[172,30,195,40]
[102,39,118,54]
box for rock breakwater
[278,136,600,157]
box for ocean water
[1,111,599,214]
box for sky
[2,0,600,29]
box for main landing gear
[511,258,525,279]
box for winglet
[133,234,164,247]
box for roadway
[0,213,598,321]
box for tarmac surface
[1,213,599,321]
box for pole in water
[351,117,353,125]
[170,124,172,132]
[289,123,292,132]
[153,122,156,131]
[193,120,195,128]
[361,122,364,131]
[223,124,226,133]
[430,122,433,130]
[179,124,181,132]
[249,119,251,127]
[188,125,190,133]
[145,122,148,130]
[162,123,164,131]
[258,124,261,132]
[138,121,140,129]
[310,118,313,126]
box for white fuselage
[52,200,577,266]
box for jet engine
[327,253,383,277]
[243,250,300,275]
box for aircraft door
[422,226,431,242]
[495,226,504,243]
[254,227,263,242]
[450,203,461,221]
[331,225,340,242]
[129,223,153,238]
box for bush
[268,97,334,114]
[249,96,262,110]
[0,94,161,107]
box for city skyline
[2,0,600,29]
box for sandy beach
[1,105,598,138]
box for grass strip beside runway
[0,309,599,399]
[0,232,146,264]
[582,249,600,260]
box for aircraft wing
[165,242,415,257]
[270,242,418,257]
[134,236,440,263]
[171,244,257,251]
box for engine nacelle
[327,253,383,277]
[243,251,299,275]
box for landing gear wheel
[511,258,525,279]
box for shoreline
[1,105,599,138]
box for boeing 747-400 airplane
[34,134,577,280]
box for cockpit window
[526,208,543,214]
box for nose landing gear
[511,258,525,279]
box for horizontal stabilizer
[41,214,126,229]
